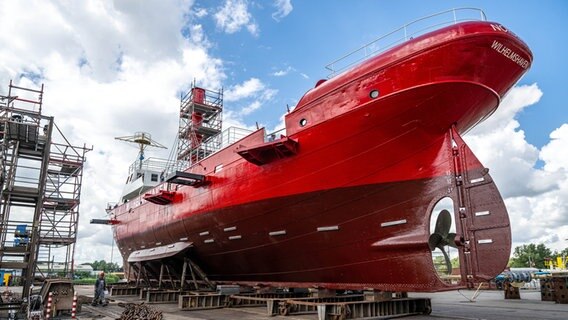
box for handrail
[325,8,487,78]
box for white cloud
[246,23,259,36]
[469,84,542,135]
[193,7,208,18]
[464,84,568,253]
[540,124,568,172]
[225,77,265,101]
[272,0,293,21]
[300,72,309,79]
[261,88,277,101]
[214,0,258,36]
[272,66,293,76]
[234,87,278,117]
[240,100,262,115]
[223,78,278,117]
[0,0,231,264]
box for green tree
[509,243,552,268]
[89,260,123,273]
[74,271,91,279]
[89,260,106,272]
[451,257,459,268]
[107,262,123,272]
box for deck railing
[325,8,487,78]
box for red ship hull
[111,21,532,291]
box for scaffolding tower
[177,83,223,167]
[0,81,90,296]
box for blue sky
[0,0,567,263]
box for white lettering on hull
[490,24,508,33]
[491,40,529,69]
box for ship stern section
[447,126,511,288]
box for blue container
[15,224,28,237]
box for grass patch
[73,274,121,285]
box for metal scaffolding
[0,81,90,296]
[177,83,223,168]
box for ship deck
[72,285,567,320]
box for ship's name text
[491,40,529,69]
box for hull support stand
[158,263,165,289]
[188,259,215,290]
[180,259,188,290]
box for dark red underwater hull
[111,21,532,291]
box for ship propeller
[428,209,457,275]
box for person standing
[92,272,108,306]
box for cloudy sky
[0,0,566,265]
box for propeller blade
[446,232,458,248]
[428,233,442,251]
[434,209,452,237]
[439,246,453,275]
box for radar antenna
[115,132,166,168]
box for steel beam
[146,290,187,304]
[179,294,226,310]
[109,286,141,296]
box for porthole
[370,89,380,99]
[299,118,308,127]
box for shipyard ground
[72,285,568,320]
